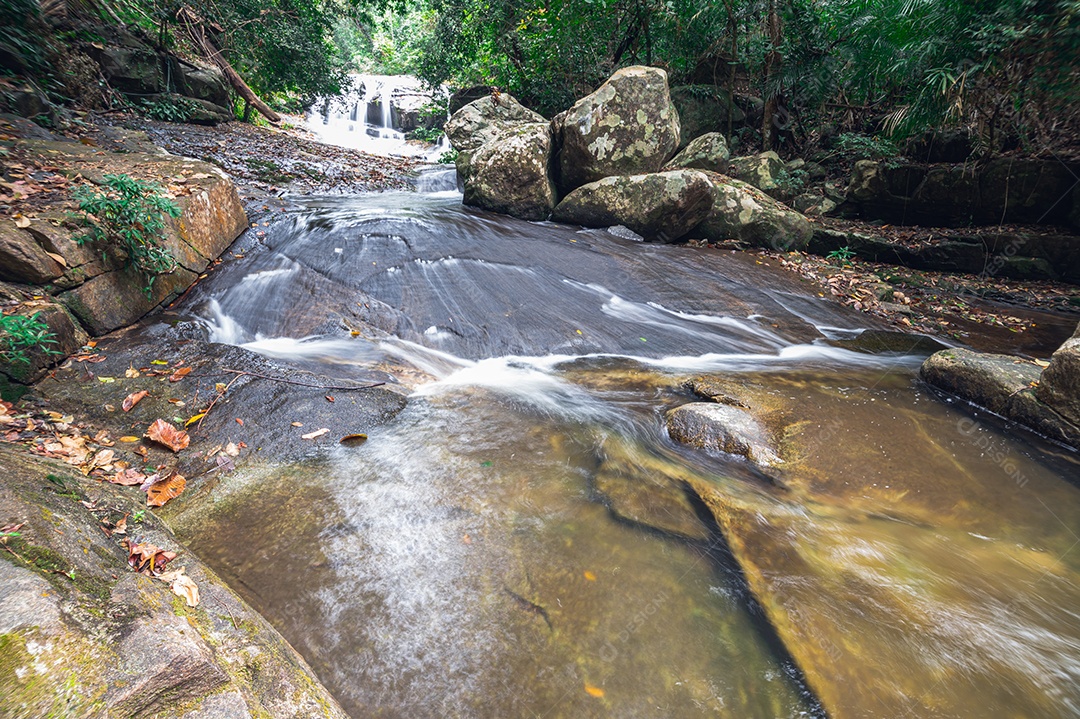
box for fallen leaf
[159,567,200,607]
[145,473,186,507]
[291,421,303,427]
[125,367,141,378]
[168,366,192,382]
[44,251,67,267]
[584,684,605,698]
[151,359,169,366]
[122,390,149,412]
[235,418,243,426]
[184,413,205,427]
[325,395,335,403]
[119,435,141,443]
[90,448,115,468]
[145,419,190,452]
[583,570,596,581]
[109,468,146,486]
[301,428,330,440]
[224,441,239,457]
[14,215,30,228]
[339,433,367,445]
[125,540,177,575]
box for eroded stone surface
[1037,321,1080,426]
[666,402,783,467]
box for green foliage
[140,94,198,122]
[774,166,808,195]
[834,133,901,162]
[437,148,458,164]
[73,174,181,298]
[826,246,856,265]
[0,312,57,366]
[0,0,52,78]
[407,126,443,143]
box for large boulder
[667,132,730,173]
[922,348,1080,448]
[444,94,546,153]
[463,123,556,221]
[552,66,681,195]
[668,85,744,146]
[0,301,87,385]
[177,61,230,108]
[728,151,784,195]
[551,170,713,243]
[1037,322,1080,426]
[690,173,813,251]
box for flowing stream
[161,175,1080,718]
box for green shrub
[834,133,901,162]
[437,148,458,164]
[0,312,57,366]
[72,174,181,298]
[407,126,444,143]
[140,95,199,123]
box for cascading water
[159,171,1080,718]
[306,74,449,161]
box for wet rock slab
[0,445,348,718]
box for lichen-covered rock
[444,94,546,152]
[463,123,556,221]
[1036,322,1080,426]
[666,402,782,467]
[552,170,713,243]
[922,347,1080,448]
[0,222,64,284]
[669,85,744,146]
[728,151,784,195]
[667,132,730,173]
[691,172,812,251]
[553,66,681,194]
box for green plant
[826,246,856,265]
[73,174,181,298]
[438,148,458,164]
[140,95,199,123]
[0,312,57,366]
[407,126,444,143]
[774,167,809,195]
[834,133,901,162]
[132,509,146,523]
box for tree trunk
[175,5,280,124]
[761,0,782,149]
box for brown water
[162,187,1080,718]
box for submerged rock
[463,123,556,221]
[921,347,1080,448]
[1037,322,1080,426]
[552,66,681,195]
[666,402,783,467]
[444,94,546,153]
[690,173,812,251]
[666,132,730,174]
[551,170,714,243]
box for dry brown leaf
[168,366,193,383]
[159,567,199,607]
[125,540,177,575]
[301,427,330,440]
[145,419,190,452]
[145,473,186,507]
[122,390,149,412]
[109,468,146,486]
[224,441,239,457]
[339,433,367,445]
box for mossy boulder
[690,172,812,251]
[444,94,546,153]
[667,132,730,174]
[552,170,714,243]
[463,123,556,221]
[553,66,681,195]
